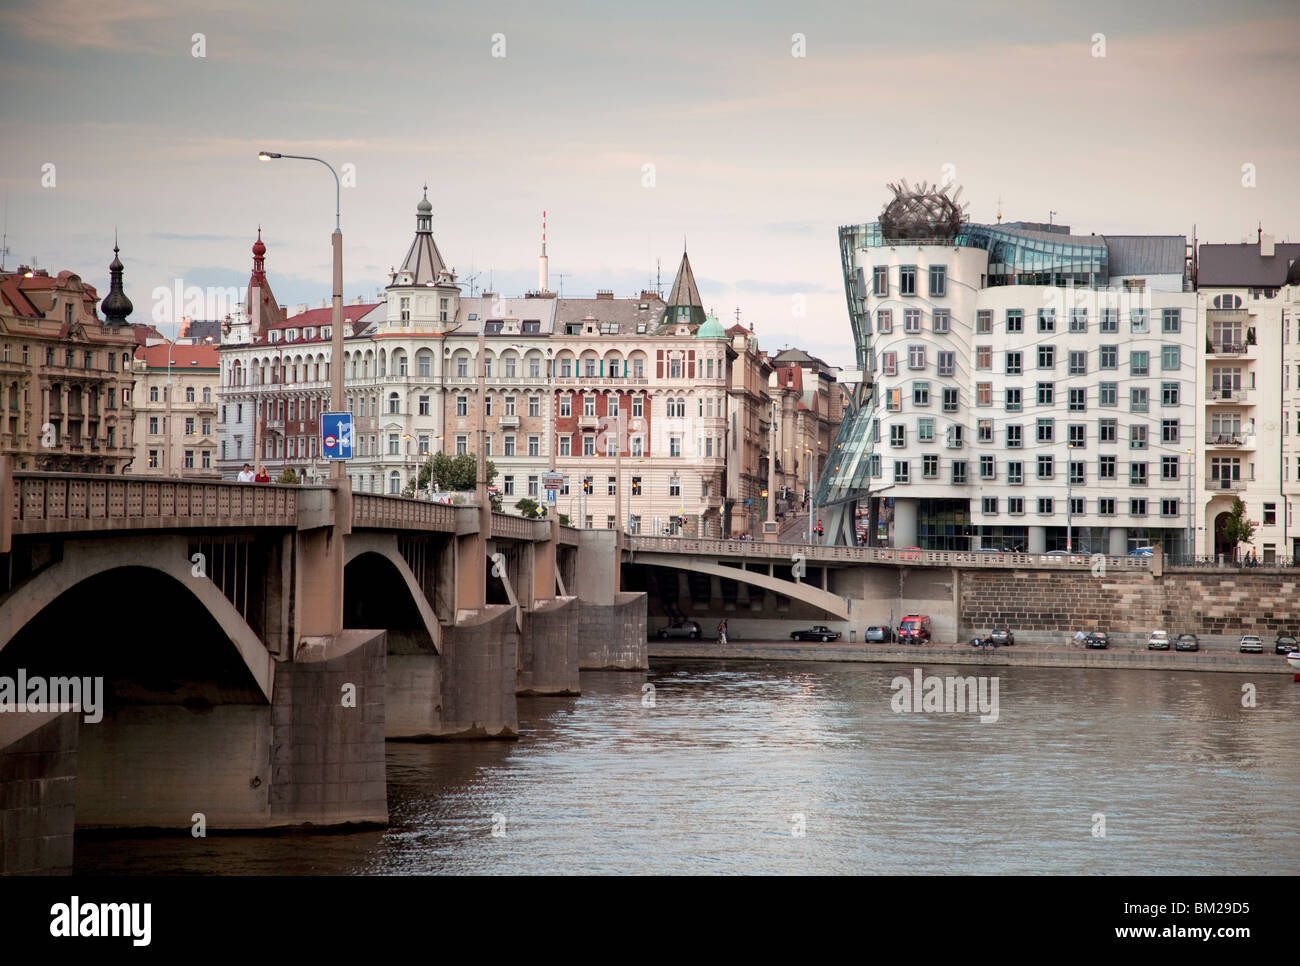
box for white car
[1147,630,1170,650]
[1239,635,1264,654]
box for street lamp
[1066,441,1075,552]
[258,150,345,481]
[1186,448,1194,561]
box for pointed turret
[385,187,460,331]
[392,185,449,286]
[101,237,134,326]
[245,227,284,339]
[663,247,705,328]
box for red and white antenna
[538,209,550,293]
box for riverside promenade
[648,640,1296,675]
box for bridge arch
[344,533,443,653]
[629,552,852,620]
[0,535,273,700]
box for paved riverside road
[647,638,1294,674]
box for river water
[75,661,1300,874]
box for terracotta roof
[136,342,220,368]
[251,303,383,345]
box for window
[951,461,967,484]
[1037,383,1054,406]
[933,309,951,334]
[1161,419,1180,444]
[1100,345,1118,369]
[1161,456,1179,480]
[1069,496,1085,516]
[184,417,195,436]
[917,417,935,442]
[904,309,921,333]
[559,396,571,418]
[1006,388,1022,412]
[979,455,995,479]
[1037,497,1054,515]
[894,460,910,483]
[528,435,540,456]
[1069,308,1088,333]
[1037,455,1054,479]
[1068,387,1086,412]
[669,436,682,457]
[976,310,992,333]
[1264,503,1277,525]
[503,475,515,496]
[1130,462,1148,486]
[1130,387,1149,413]
[632,396,643,417]
[899,266,916,296]
[503,435,516,456]
[908,346,925,370]
[559,436,571,456]
[1159,498,1178,517]
[1037,418,1054,443]
[1006,310,1023,333]
[928,265,946,297]
[1099,419,1117,444]
[1006,351,1022,375]
[1068,350,1087,376]
[184,450,195,469]
[456,395,468,416]
[877,309,892,333]
[1098,498,1116,516]
[872,265,888,295]
[1068,423,1086,448]
[456,435,468,455]
[881,351,897,376]
[1006,424,1022,448]
[1099,382,1117,407]
[388,393,400,415]
[504,395,516,416]
[982,496,998,514]
[887,388,902,412]
[1007,462,1024,486]
[529,396,540,418]
[1161,346,1180,371]
[584,396,596,417]
[976,383,992,406]
[1100,308,1118,333]
[938,351,955,376]
[922,454,938,478]
[1130,351,1149,376]
[607,476,617,496]
[1130,309,1148,333]
[1130,498,1148,517]
[942,388,959,412]
[418,395,431,416]
[1008,496,1025,515]
[1037,309,1056,333]
[891,425,906,448]
[457,357,469,378]
[150,386,159,403]
[1162,308,1181,333]
[148,416,159,434]
[582,435,595,456]
[976,346,992,369]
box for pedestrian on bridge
[717,619,728,645]
[237,463,255,482]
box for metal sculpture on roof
[879,179,968,242]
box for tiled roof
[137,342,220,368]
[554,297,664,333]
[1198,242,1300,287]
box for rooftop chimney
[1261,233,1275,257]
[596,289,614,300]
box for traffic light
[582,476,593,495]
[632,476,642,495]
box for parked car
[1174,633,1200,652]
[1084,631,1109,649]
[657,620,701,640]
[865,625,896,643]
[791,625,840,643]
[1128,546,1156,557]
[989,628,1014,646]
[1239,635,1264,654]
[898,614,932,643]
[1147,630,1170,651]
[1274,634,1298,654]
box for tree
[558,513,571,527]
[515,497,547,519]
[422,452,496,492]
[276,467,301,485]
[1221,497,1255,560]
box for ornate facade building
[0,247,144,473]
[131,341,220,477]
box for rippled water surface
[76,661,1300,874]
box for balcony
[1205,432,1245,446]
[577,414,600,430]
[1207,341,1246,355]
[1205,387,1250,404]
[264,419,285,433]
[1209,476,1246,492]
[497,413,520,428]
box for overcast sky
[1,0,1297,368]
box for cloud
[0,0,172,50]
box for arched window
[389,471,401,494]
[388,392,400,414]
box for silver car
[657,621,702,640]
[1239,635,1264,654]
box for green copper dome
[696,311,724,338]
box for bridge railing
[10,472,299,533]
[351,492,456,532]
[490,512,537,541]
[622,535,1152,571]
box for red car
[898,614,932,643]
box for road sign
[321,411,353,461]
[546,488,556,505]
[542,471,565,490]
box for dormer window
[270,330,280,342]
[304,327,315,339]
[286,329,298,340]
[322,326,331,338]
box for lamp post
[165,337,175,477]
[1186,448,1194,561]
[258,150,344,481]
[1066,441,1075,552]
[805,444,818,545]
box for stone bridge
[0,463,644,873]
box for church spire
[663,248,705,328]
[245,228,283,339]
